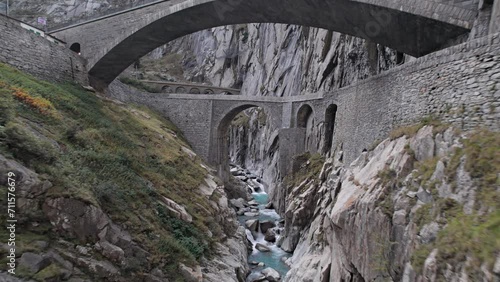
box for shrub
[11,86,57,116]
[0,87,14,125]
[158,236,195,264]
[157,205,208,259]
[92,181,127,209]
[285,152,324,189]
[4,122,57,164]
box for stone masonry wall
[327,32,500,164]
[108,33,500,170]
[0,15,87,84]
[107,81,214,161]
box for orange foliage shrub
[11,86,56,116]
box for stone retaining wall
[0,15,87,84]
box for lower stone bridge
[108,81,324,178]
[140,80,241,95]
[107,34,500,180]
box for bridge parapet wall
[50,0,183,71]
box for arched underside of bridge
[51,0,474,87]
[213,104,270,179]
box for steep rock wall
[282,126,500,281]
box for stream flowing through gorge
[230,165,291,281]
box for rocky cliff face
[282,125,499,281]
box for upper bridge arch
[49,0,476,87]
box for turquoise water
[239,190,291,279]
[248,244,291,277]
[252,192,269,205]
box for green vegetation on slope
[285,152,324,191]
[389,116,450,140]
[410,129,500,276]
[0,63,219,280]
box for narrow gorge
[0,0,499,281]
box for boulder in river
[229,198,246,210]
[247,273,266,282]
[244,212,259,217]
[262,267,281,282]
[230,167,243,176]
[236,175,248,182]
[255,243,271,252]
[245,219,259,232]
[264,229,276,243]
[247,173,258,179]
[260,220,276,233]
[248,200,259,206]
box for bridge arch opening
[323,104,338,155]
[161,85,173,93]
[189,88,201,94]
[175,87,186,93]
[296,104,315,152]
[69,43,81,54]
[297,104,313,128]
[216,104,269,180]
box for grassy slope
[409,128,500,276]
[384,121,499,277]
[0,63,222,280]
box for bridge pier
[278,128,307,175]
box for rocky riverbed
[228,164,291,282]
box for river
[231,166,291,281]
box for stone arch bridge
[107,34,500,179]
[108,80,326,178]
[49,0,478,87]
[42,0,497,179]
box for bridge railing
[140,80,241,95]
